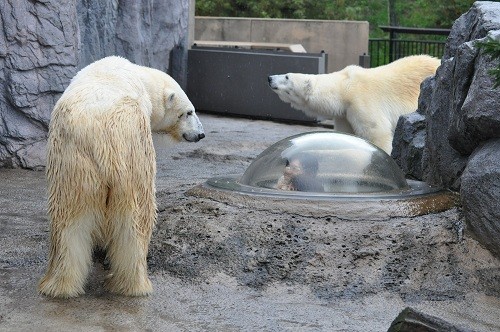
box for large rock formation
[461,139,500,258]
[0,1,80,169]
[0,0,190,169]
[76,1,190,77]
[392,1,500,257]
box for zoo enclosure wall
[194,17,369,73]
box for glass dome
[190,131,456,214]
[238,131,409,194]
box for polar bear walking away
[39,56,205,298]
[268,55,440,154]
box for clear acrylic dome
[238,131,409,194]
[190,131,456,217]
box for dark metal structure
[187,46,328,123]
[369,26,451,67]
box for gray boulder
[392,1,500,258]
[392,112,426,180]
[0,1,80,169]
[443,1,500,61]
[0,0,190,169]
[393,1,500,189]
[461,139,500,258]
[387,307,471,332]
[392,74,436,180]
[448,32,500,156]
[421,54,469,190]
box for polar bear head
[268,70,351,120]
[146,70,205,143]
[268,73,313,112]
[153,88,205,142]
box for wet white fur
[269,55,440,154]
[39,56,204,298]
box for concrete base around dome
[187,180,459,219]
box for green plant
[476,37,500,88]
[195,0,475,38]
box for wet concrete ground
[1,113,500,331]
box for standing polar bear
[268,55,440,154]
[39,56,205,298]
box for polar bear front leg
[358,127,393,154]
[332,116,355,134]
[39,213,95,298]
[370,132,394,155]
[348,112,394,154]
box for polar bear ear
[163,88,175,104]
[167,92,175,102]
[163,89,175,107]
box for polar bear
[268,55,440,154]
[39,56,205,298]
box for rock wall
[461,140,500,257]
[77,0,190,78]
[0,0,190,169]
[0,1,80,169]
[392,1,500,257]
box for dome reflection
[239,131,409,194]
[189,131,456,216]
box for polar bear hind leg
[101,99,156,296]
[39,110,108,298]
[103,188,155,296]
[38,212,96,298]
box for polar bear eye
[187,111,193,116]
[178,113,183,119]
[285,75,289,80]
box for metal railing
[369,26,451,67]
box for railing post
[359,53,370,68]
[379,26,450,65]
[389,29,395,62]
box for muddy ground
[1,113,499,331]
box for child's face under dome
[284,159,303,178]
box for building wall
[195,17,369,73]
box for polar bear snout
[181,112,205,142]
[183,132,205,142]
[268,75,279,89]
[268,74,292,91]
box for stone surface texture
[1,114,499,331]
[392,1,500,258]
[0,1,499,329]
[460,139,500,258]
[392,112,427,180]
[387,307,471,332]
[0,0,189,169]
[0,1,80,169]
[394,1,500,189]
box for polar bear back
[315,55,439,116]
[59,56,153,120]
[48,56,156,187]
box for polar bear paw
[104,273,153,296]
[38,274,85,298]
